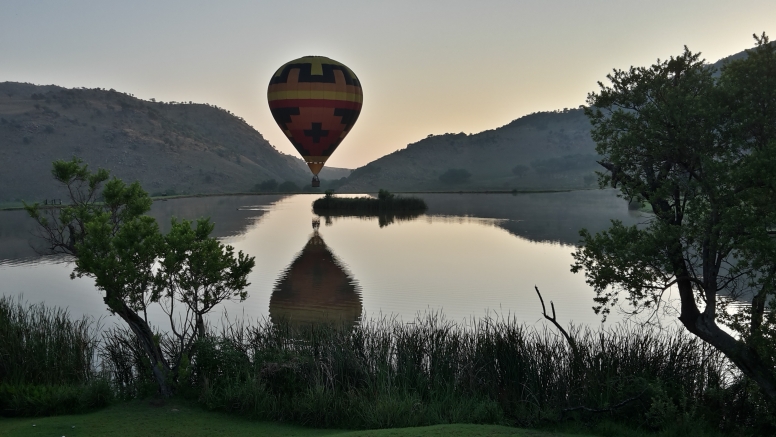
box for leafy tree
[25,158,255,396]
[573,35,776,400]
[158,218,254,342]
[377,189,394,201]
[253,178,278,192]
[278,180,300,192]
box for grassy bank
[0,400,594,437]
[2,297,773,435]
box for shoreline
[0,188,588,211]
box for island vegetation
[312,189,427,214]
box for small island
[312,189,427,214]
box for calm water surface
[0,190,650,329]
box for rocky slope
[0,82,349,204]
[339,108,600,192]
[335,44,767,193]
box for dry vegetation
[341,109,601,192]
[0,82,348,204]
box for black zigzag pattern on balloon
[269,63,360,86]
[334,108,360,131]
[270,107,300,128]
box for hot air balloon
[267,56,363,187]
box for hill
[339,108,600,192]
[0,82,349,204]
[2,43,766,200]
[336,43,768,193]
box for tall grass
[3,296,773,434]
[179,313,771,433]
[0,296,112,416]
[0,296,99,385]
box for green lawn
[0,401,594,437]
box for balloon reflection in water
[269,231,362,329]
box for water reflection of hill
[0,209,40,264]
[270,232,362,328]
[148,195,284,235]
[1,190,642,263]
[418,190,646,246]
[0,195,284,263]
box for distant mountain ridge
[335,43,766,192]
[338,108,600,192]
[0,43,764,201]
[0,82,349,203]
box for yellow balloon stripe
[267,90,363,103]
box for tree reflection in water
[315,210,425,228]
[269,230,362,328]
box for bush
[253,179,278,192]
[312,190,427,215]
[278,181,300,192]
[0,380,113,417]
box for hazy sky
[2,1,774,169]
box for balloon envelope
[267,56,363,175]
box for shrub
[254,179,278,192]
[278,181,300,192]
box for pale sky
[2,1,774,169]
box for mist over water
[0,190,654,330]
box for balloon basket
[311,176,320,188]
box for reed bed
[0,296,112,416]
[185,314,767,433]
[0,296,99,385]
[3,297,773,433]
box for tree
[572,35,776,400]
[255,179,278,192]
[25,158,255,396]
[158,218,254,342]
[278,180,300,192]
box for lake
[0,190,650,330]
